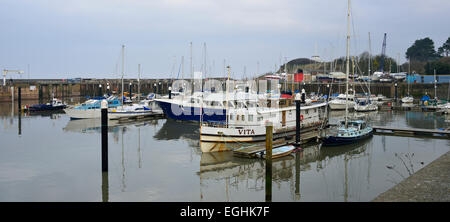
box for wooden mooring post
[101,100,108,172]
[17,87,21,112]
[265,121,273,202]
[102,172,109,202]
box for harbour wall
[0,79,449,102]
[0,79,174,102]
[284,81,449,100]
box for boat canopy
[421,95,430,101]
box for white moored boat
[108,101,152,120]
[401,96,414,103]
[354,99,378,112]
[199,95,327,152]
[64,96,122,119]
[328,93,356,110]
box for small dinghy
[258,145,296,159]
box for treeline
[278,37,450,75]
[405,37,450,74]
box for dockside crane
[379,33,387,73]
[3,69,24,86]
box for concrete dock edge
[372,151,450,202]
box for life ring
[300,114,304,121]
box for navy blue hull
[29,105,67,112]
[157,101,226,122]
[322,131,373,146]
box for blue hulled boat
[27,98,67,112]
[156,99,226,122]
[322,120,373,146]
[155,91,257,122]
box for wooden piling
[265,122,273,202]
[102,172,109,202]
[101,100,108,172]
[295,151,300,199]
[17,87,21,112]
[295,99,300,146]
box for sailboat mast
[368,32,372,97]
[182,56,184,80]
[408,58,411,96]
[204,43,207,78]
[345,0,350,128]
[226,66,230,127]
[138,64,141,102]
[434,69,437,100]
[122,45,125,104]
[190,42,193,78]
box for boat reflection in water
[198,136,372,201]
[153,119,201,149]
[328,110,379,124]
[63,117,160,134]
[405,111,447,130]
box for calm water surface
[0,99,449,201]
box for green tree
[425,57,450,74]
[438,37,450,57]
[405,37,439,62]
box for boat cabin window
[257,116,263,122]
[246,101,258,108]
[236,101,246,109]
[230,114,233,120]
[223,101,235,108]
[241,115,244,121]
[248,114,253,122]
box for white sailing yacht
[108,45,154,119]
[401,60,414,103]
[322,0,373,146]
[355,32,378,112]
[329,91,356,110]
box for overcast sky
[1,0,449,79]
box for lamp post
[394,82,398,102]
[326,84,330,102]
[129,82,132,100]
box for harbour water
[0,99,448,201]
